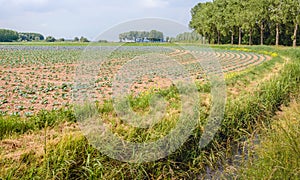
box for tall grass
[239,97,300,179]
[0,109,75,139]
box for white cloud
[0,0,206,39]
[141,0,169,8]
[9,0,49,6]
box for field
[0,45,271,116]
[0,43,299,179]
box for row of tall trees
[168,32,203,43]
[189,0,300,47]
[119,30,164,42]
[0,29,19,42]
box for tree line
[0,29,44,42]
[119,30,164,42]
[0,28,91,43]
[189,0,300,47]
[19,32,45,41]
[45,36,90,42]
[167,32,203,43]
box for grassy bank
[239,95,300,179]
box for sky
[0,0,209,41]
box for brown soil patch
[0,49,272,116]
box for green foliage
[0,29,19,42]
[240,97,300,179]
[79,36,89,42]
[190,2,215,43]
[148,30,164,42]
[45,36,56,42]
[98,40,108,43]
[190,0,300,46]
[19,32,44,41]
[170,32,203,43]
[119,30,164,42]
[0,108,76,139]
[119,31,149,42]
[0,29,44,42]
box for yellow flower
[271,53,278,57]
